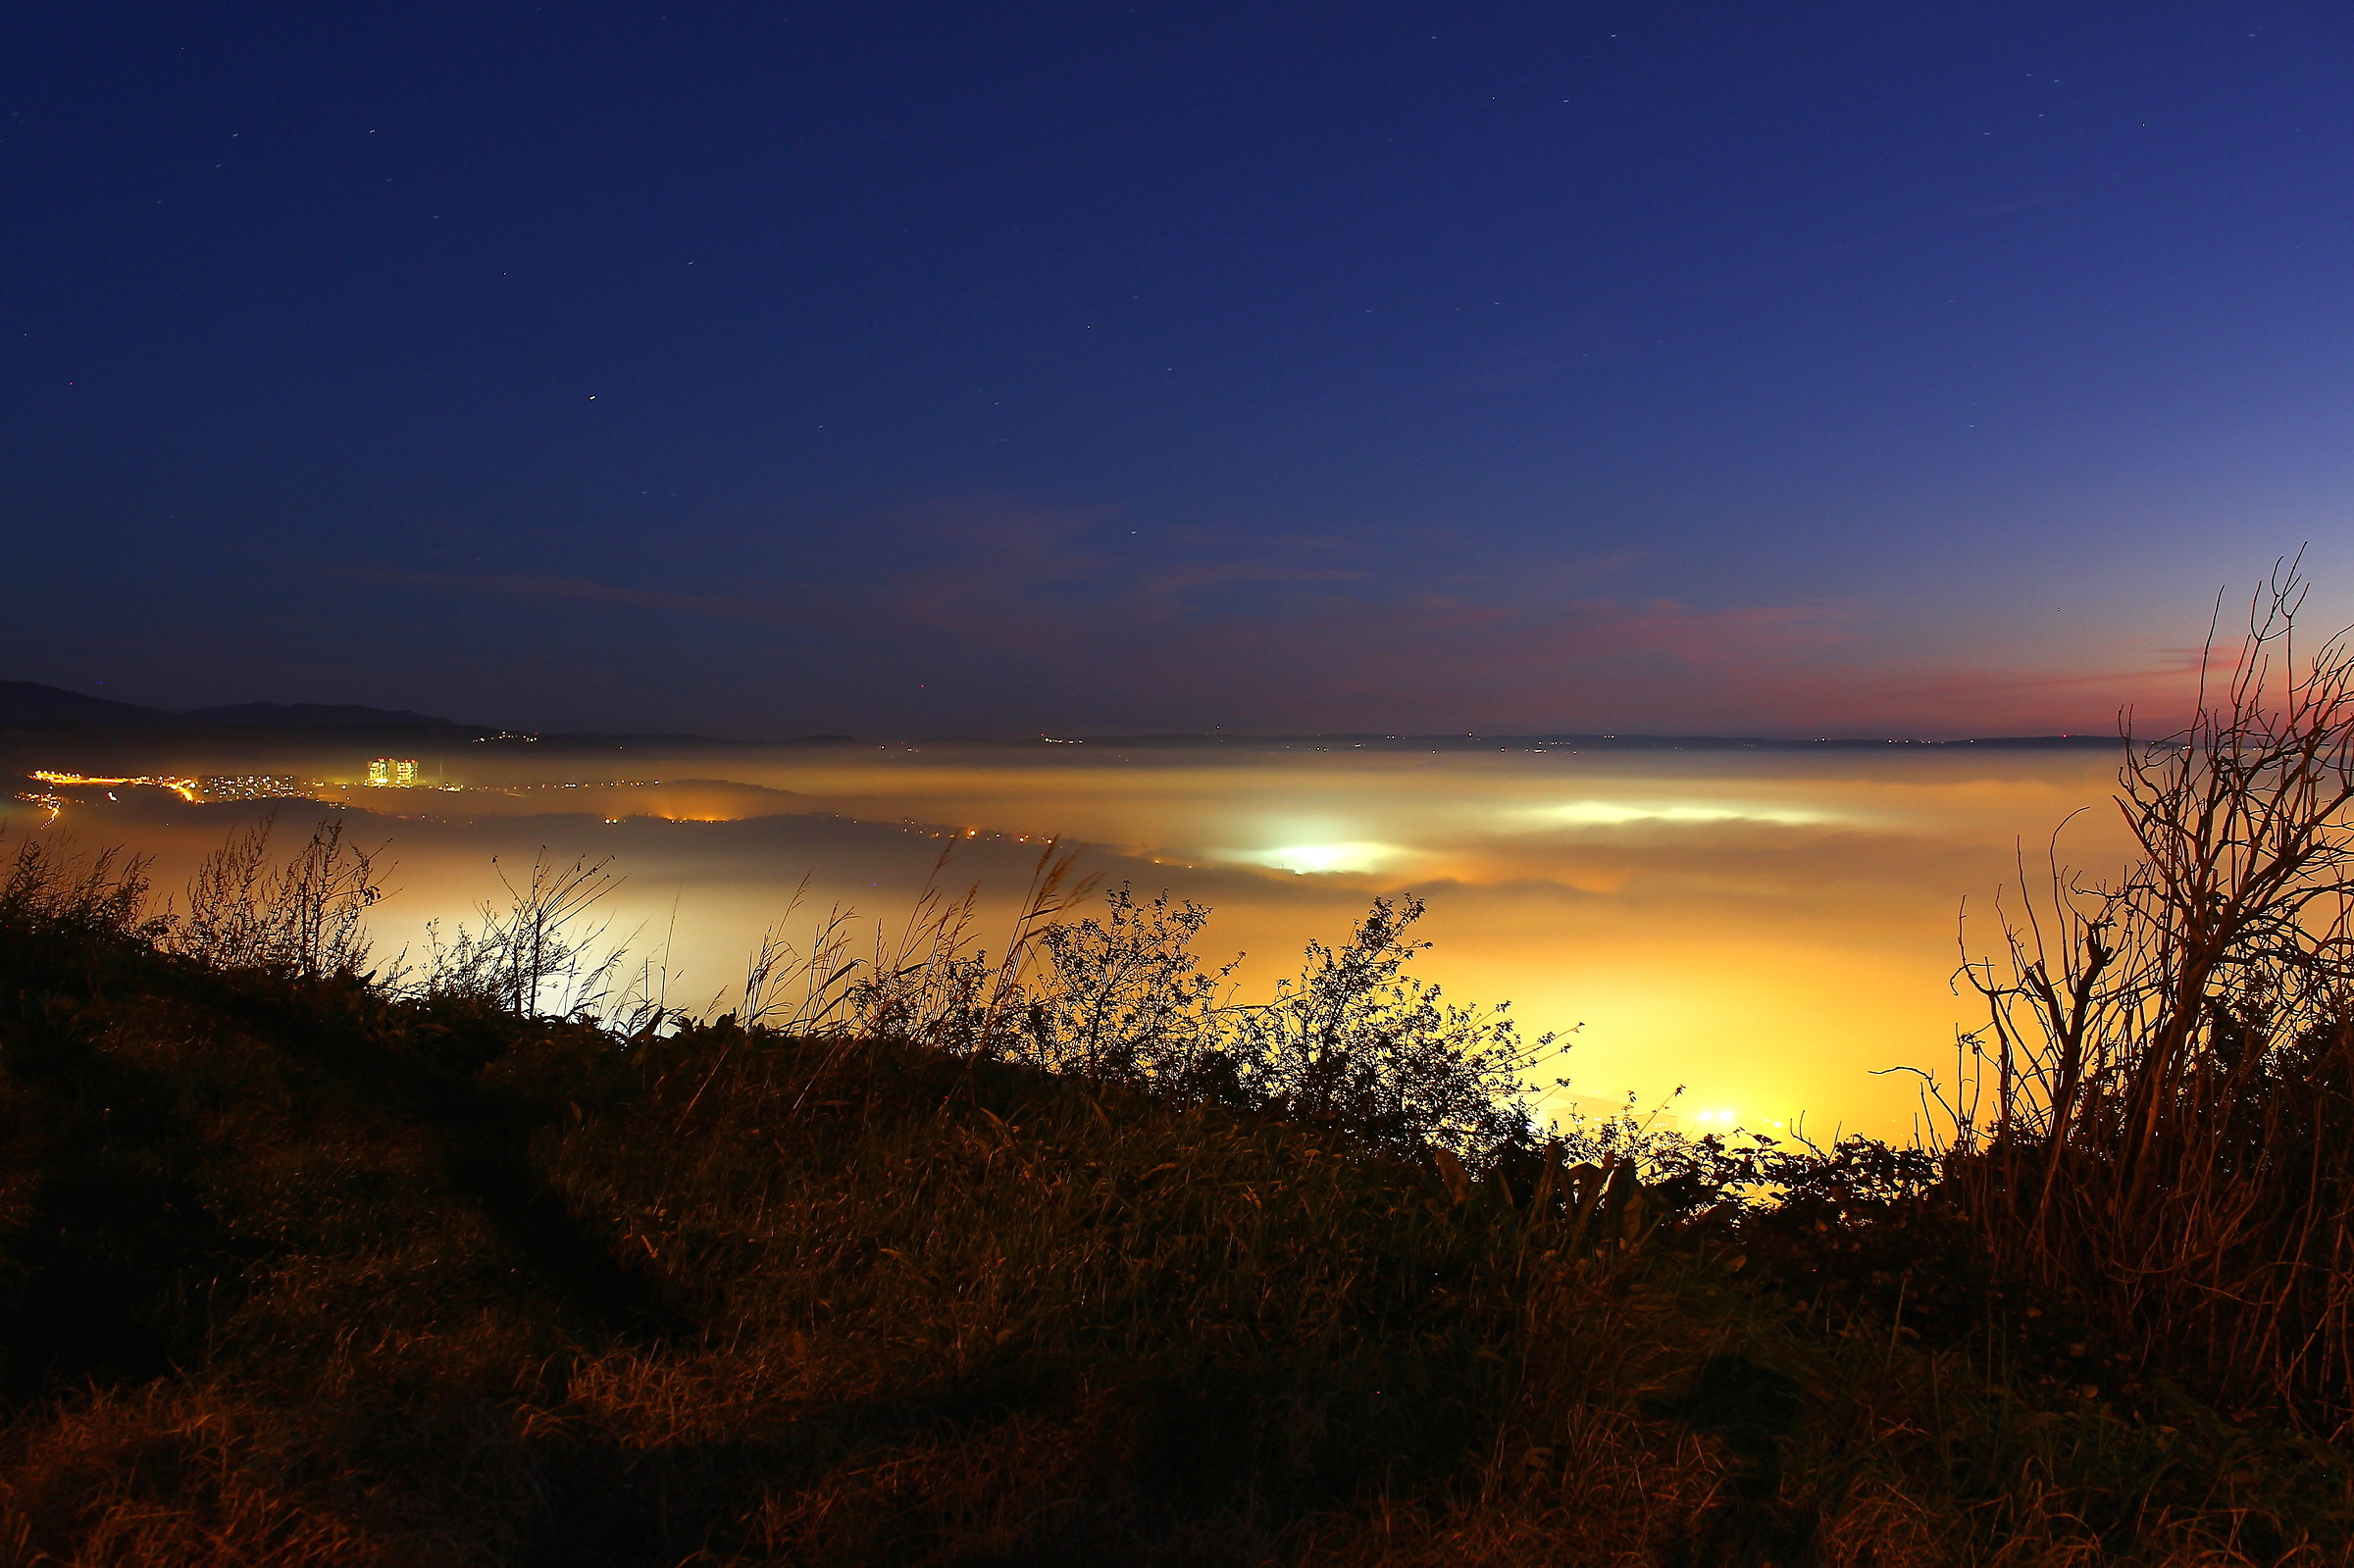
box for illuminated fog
[7,742,2128,1138]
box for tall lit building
[366,758,419,787]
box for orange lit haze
[13,739,2130,1140]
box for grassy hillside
[1,840,2351,1565]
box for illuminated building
[365,758,420,787]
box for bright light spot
[1226,841,1402,875]
[1690,1106,1740,1128]
[1514,799,1834,829]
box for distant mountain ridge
[0,682,472,730]
[0,682,828,751]
[2,680,2119,750]
[0,682,180,727]
[182,700,463,728]
[923,730,2129,751]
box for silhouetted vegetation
[1925,565,2354,1439]
[12,580,2354,1561]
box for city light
[1226,841,1403,875]
[198,776,314,801]
[28,771,203,803]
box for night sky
[6,3,2351,737]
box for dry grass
[3,776,2354,1561]
[165,814,381,982]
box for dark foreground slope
[0,920,2349,1565]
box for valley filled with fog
[7,739,2129,1138]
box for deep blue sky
[6,2,2351,735]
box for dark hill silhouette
[0,680,765,757]
[182,700,465,728]
[0,682,177,726]
[920,730,2128,752]
[0,682,471,732]
[4,680,2113,752]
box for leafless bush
[420,853,626,1017]
[1953,557,2354,1431]
[167,814,382,981]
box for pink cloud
[342,568,798,624]
[337,503,2196,737]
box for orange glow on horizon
[17,744,2132,1136]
